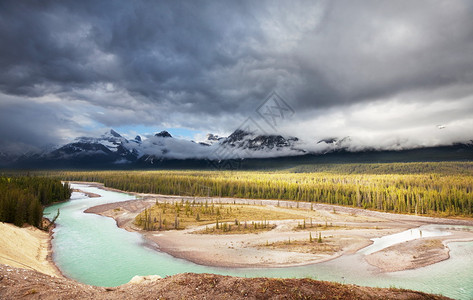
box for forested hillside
[0,176,72,228]
[49,162,473,218]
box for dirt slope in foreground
[0,265,450,300]
[0,222,60,277]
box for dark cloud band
[0,0,472,153]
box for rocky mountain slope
[2,129,472,169]
[4,129,305,167]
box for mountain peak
[226,129,251,143]
[222,129,300,153]
[155,131,172,138]
[109,129,122,138]
[206,133,222,141]
[317,138,337,144]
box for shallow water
[359,225,453,255]
[45,183,473,299]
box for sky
[1,0,473,154]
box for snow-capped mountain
[47,129,137,163]
[316,137,352,153]
[154,131,172,138]
[223,129,301,151]
[4,129,472,168]
[198,134,224,146]
[8,128,305,166]
[138,128,305,163]
[75,129,125,150]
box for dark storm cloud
[0,0,472,152]
[288,1,473,108]
[0,94,84,153]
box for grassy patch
[261,234,340,255]
[292,219,343,231]
[134,201,304,231]
[193,221,277,234]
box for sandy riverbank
[0,222,61,277]
[82,182,473,271]
[72,188,101,198]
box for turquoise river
[44,183,473,300]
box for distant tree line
[289,161,473,175]
[0,176,72,228]
[47,162,473,218]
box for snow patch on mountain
[3,127,473,168]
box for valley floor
[83,183,473,272]
[1,183,470,299]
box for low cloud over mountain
[4,128,472,169]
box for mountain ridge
[1,129,472,169]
